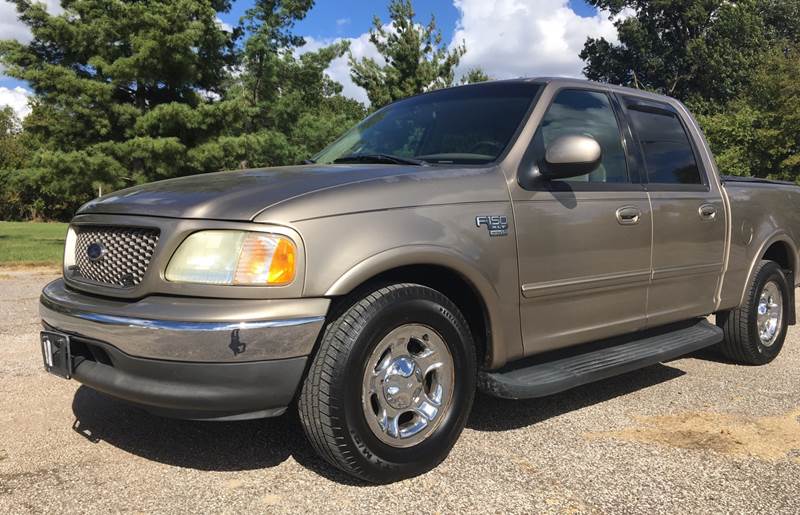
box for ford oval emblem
[86,242,106,262]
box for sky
[0,0,621,118]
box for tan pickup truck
[39,78,800,483]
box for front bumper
[39,279,329,420]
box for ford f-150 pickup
[39,78,800,483]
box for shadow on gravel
[70,363,686,483]
[468,363,685,432]
[71,386,296,471]
[71,388,308,471]
[71,386,373,485]
[683,346,738,365]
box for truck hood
[77,164,433,221]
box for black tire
[298,283,476,483]
[716,260,790,365]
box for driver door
[510,87,652,355]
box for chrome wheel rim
[361,324,455,448]
[757,281,783,347]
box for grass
[0,221,68,266]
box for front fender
[324,245,520,369]
[292,203,523,368]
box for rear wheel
[716,260,790,365]
[298,283,476,483]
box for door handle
[699,204,717,221]
[616,206,641,225]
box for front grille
[73,226,159,287]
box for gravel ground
[1,271,799,514]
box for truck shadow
[70,363,685,483]
[70,386,367,484]
[683,346,740,365]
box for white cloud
[451,0,620,79]
[0,0,626,116]
[215,16,233,33]
[0,1,32,43]
[0,0,63,43]
[1,0,63,119]
[301,32,384,105]
[300,1,623,105]
[0,86,32,119]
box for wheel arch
[741,233,798,324]
[762,239,797,274]
[324,246,518,368]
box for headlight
[165,231,296,286]
[63,226,77,271]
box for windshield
[313,82,542,165]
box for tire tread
[717,260,787,365]
[298,283,473,482]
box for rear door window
[624,101,702,185]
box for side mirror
[541,134,602,180]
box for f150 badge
[476,215,508,237]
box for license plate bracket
[40,331,72,379]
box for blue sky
[216,0,598,42]
[1,0,616,113]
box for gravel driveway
[2,271,799,514]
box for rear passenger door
[619,96,726,326]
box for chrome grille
[73,226,159,287]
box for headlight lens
[63,226,77,271]
[165,231,296,286]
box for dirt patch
[587,410,800,461]
[0,264,60,277]
[0,468,66,495]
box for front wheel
[298,283,476,483]
[716,260,790,365]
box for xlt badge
[476,215,508,237]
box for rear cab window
[621,97,705,188]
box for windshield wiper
[332,153,428,166]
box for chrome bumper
[40,279,329,362]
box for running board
[480,319,722,400]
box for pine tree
[349,0,465,108]
[460,68,490,84]
[0,0,365,220]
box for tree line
[0,0,476,220]
[582,0,800,182]
[1,0,799,221]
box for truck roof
[488,77,682,105]
[388,77,684,112]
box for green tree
[350,0,465,108]
[210,0,366,168]
[460,68,491,84]
[580,0,768,108]
[0,106,28,171]
[1,103,42,220]
[759,0,800,44]
[579,0,800,184]
[699,48,800,181]
[238,0,313,108]
[0,0,240,218]
[0,0,365,220]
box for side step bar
[480,319,723,400]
